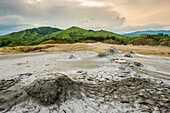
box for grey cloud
[0,0,26,16]
[78,16,125,28]
[113,24,169,34]
[0,24,29,30]
[0,0,125,31]
[0,15,24,24]
[0,23,32,35]
[0,0,169,34]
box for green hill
[2,26,127,46]
[127,34,170,44]
[1,26,170,47]
[48,26,126,43]
[0,27,61,47]
[121,33,170,47]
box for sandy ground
[0,43,170,56]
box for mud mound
[98,46,118,57]
[129,38,157,46]
[1,73,170,112]
[25,74,81,105]
[109,46,118,54]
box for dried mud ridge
[0,73,170,112]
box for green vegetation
[0,27,61,47]
[47,26,126,43]
[0,26,170,47]
[0,26,127,47]
[125,33,170,44]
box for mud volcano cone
[25,74,80,105]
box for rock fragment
[109,46,118,54]
[134,62,143,67]
[69,55,76,59]
[98,52,108,57]
[129,51,135,54]
[124,53,132,57]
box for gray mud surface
[0,50,170,113]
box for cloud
[0,23,32,35]
[0,0,125,32]
[113,24,170,34]
[0,0,169,34]
[77,16,125,30]
[0,15,34,35]
[82,0,170,26]
[0,24,28,30]
[0,15,24,24]
[108,0,170,26]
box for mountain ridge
[0,26,126,47]
[0,26,61,46]
[0,26,170,47]
[123,30,170,37]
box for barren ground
[0,43,170,56]
[0,43,170,113]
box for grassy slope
[0,26,127,47]
[125,34,170,44]
[49,26,126,42]
[0,27,61,47]
[2,26,169,47]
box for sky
[0,0,170,35]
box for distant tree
[157,33,164,36]
[1,39,12,47]
[146,35,154,39]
